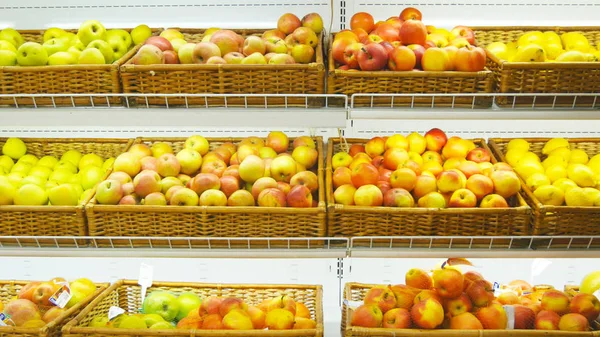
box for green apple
[0,50,17,66]
[118,316,147,329]
[0,40,17,52]
[131,24,152,45]
[143,314,164,328]
[102,157,115,170]
[88,317,108,328]
[45,180,59,190]
[79,153,103,169]
[55,160,78,174]
[49,169,74,184]
[6,172,25,187]
[70,183,84,197]
[62,32,78,44]
[80,166,104,190]
[177,43,196,64]
[0,28,24,48]
[106,29,132,49]
[20,175,45,187]
[107,38,128,61]
[11,162,32,175]
[149,321,173,329]
[241,52,267,64]
[142,291,180,321]
[48,183,79,206]
[68,173,81,185]
[14,184,48,205]
[78,48,105,64]
[86,40,114,64]
[29,166,53,180]
[48,51,77,65]
[67,47,82,61]
[77,20,106,46]
[17,154,38,166]
[170,38,187,53]
[71,38,86,51]
[43,38,70,56]
[2,138,27,160]
[43,28,68,43]
[0,176,16,205]
[16,42,48,66]
[175,292,202,321]
[61,149,83,167]
[79,188,95,204]
[0,155,14,172]
[37,155,58,169]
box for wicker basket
[0,29,142,107]
[489,137,600,237]
[326,137,531,239]
[0,280,107,337]
[119,28,326,107]
[0,138,134,245]
[342,282,598,337]
[85,137,326,246]
[474,26,600,108]
[326,34,494,108]
[62,280,323,337]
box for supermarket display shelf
[1,235,599,258]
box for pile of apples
[91,291,315,330]
[332,7,486,72]
[0,138,115,206]
[2,277,96,327]
[131,13,323,66]
[95,132,319,207]
[0,21,151,66]
[502,138,600,207]
[351,267,599,331]
[486,31,600,62]
[331,128,521,208]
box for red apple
[407,44,425,69]
[399,7,422,21]
[145,36,173,51]
[388,46,416,71]
[399,20,427,46]
[455,46,486,72]
[450,26,476,45]
[357,43,388,71]
[466,147,492,163]
[350,12,375,33]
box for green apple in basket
[16,42,48,66]
[142,291,180,322]
[0,50,17,66]
[77,20,107,46]
[0,28,24,48]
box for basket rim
[325,137,531,213]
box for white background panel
[0,0,334,30]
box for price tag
[49,285,72,308]
[138,263,154,302]
[503,305,515,330]
[343,299,363,309]
[108,306,125,321]
[0,314,8,326]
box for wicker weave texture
[326,34,494,108]
[0,30,139,107]
[489,137,600,236]
[120,29,326,107]
[85,137,327,241]
[63,280,323,337]
[0,138,133,241]
[0,280,107,337]
[326,138,531,238]
[475,26,600,107]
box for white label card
[138,263,154,302]
[49,285,72,308]
[108,306,126,321]
[504,305,515,330]
[0,314,8,326]
[343,299,363,309]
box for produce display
[96,133,319,207]
[498,138,600,206]
[332,7,485,72]
[485,31,600,62]
[90,291,316,330]
[1,277,97,327]
[130,12,323,65]
[350,262,600,331]
[0,138,115,206]
[331,129,520,208]
[0,21,149,66]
